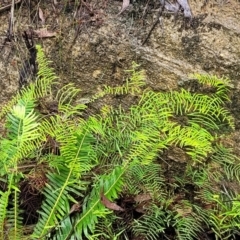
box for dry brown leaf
[134,193,152,203]
[167,146,188,163]
[175,205,192,217]
[33,28,57,38]
[135,206,146,213]
[118,0,130,15]
[38,7,45,24]
[135,201,150,213]
[100,192,124,212]
[69,203,81,214]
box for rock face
[0,0,240,120]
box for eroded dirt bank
[0,0,240,128]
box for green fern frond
[138,90,173,121]
[127,127,165,165]
[124,61,146,82]
[0,174,23,240]
[172,201,205,240]
[192,74,233,101]
[211,144,240,182]
[52,216,73,240]
[168,89,193,116]
[32,167,88,239]
[56,83,80,106]
[34,45,58,98]
[132,205,171,240]
[32,168,72,239]
[174,214,203,240]
[32,116,96,238]
[93,214,124,240]
[166,89,234,130]
[192,204,210,228]
[102,103,170,165]
[173,123,213,162]
[0,83,37,121]
[0,95,20,120]
[7,184,23,240]
[125,163,165,198]
[0,187,11,239]
[225,163,240,183]
[208,193,240,239]
[91,61,146,101]
[0,81,42,240]
[0,45,57,120]
[2,105,41,171]
[56,83,87,117]
[71,165,125,239]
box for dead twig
[142,0,165,45]
[19,31,37,88]
[7,0,15,41]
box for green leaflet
[72,166,125,240]
[31,122,96,239]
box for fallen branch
[142,1,165,45]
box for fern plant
[0,44,93,239]
[132,204,171,240]
[0,96,42,239]
[0,44,239,240]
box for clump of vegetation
[0,45,239,240]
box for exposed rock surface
[0,0,240,126]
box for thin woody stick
[8,0,15,39]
